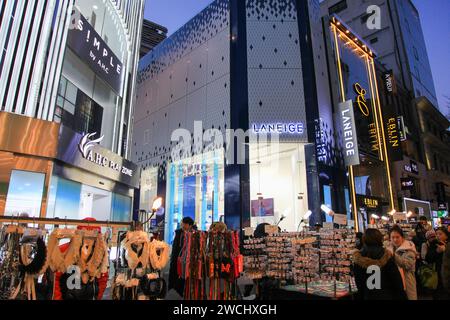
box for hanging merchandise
[0,227,23,300]
[177,228,241,300]
[49,221,110,301]
[242,227,357,299]
[148,240,170,270]
[122,231,151,271]
[11,236,48,300]
[113,230,170,300]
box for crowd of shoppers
[353,217,450,300]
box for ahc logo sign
[78,133,134,177]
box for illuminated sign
[410,160,419,175]
[401,177,415,190]
[353,83,370,117]
[384,70,397,95]
[67,9,123,95]
[79,133,134,177]
[364,198,379,209]
[252,123,305,135]
[337,100,360,166]
[56,126,140,187]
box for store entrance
[79,185,112,221]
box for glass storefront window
[4,170,46,217]
[165,149,225,244]
[112,193,132,222]
[46,176,131,222]
[249,143,309,232]
[140,168,159,212]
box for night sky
[144,0,450,115]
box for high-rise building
[320,0,439,111]
[140,19,168,58]
[0,0,144,222]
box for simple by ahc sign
[67,8,124,95]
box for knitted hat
[426,230,436,240]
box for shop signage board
[333,214,347,225]
[67,8,123,95]
[394,212,407,221]
[410,160,419,175]
[382,104,403,162]
[337,100,360,166]
[383,70,397,95]
[252,123,305,135]
[56,126,140,188]
[397,116,407,142]
[401,177,415,190]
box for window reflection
[4,170,46,217]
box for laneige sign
[338,100,360,166]
[67,8,123,95]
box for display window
[46,176,132,223]
[249,143,309,232]
[164,149,225,244]
[4,170,46,217]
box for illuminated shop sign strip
[338,100,360,166]
[252,123,305,135]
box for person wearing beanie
[421,230,437,260]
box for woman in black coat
[353,229,407,300]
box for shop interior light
[389,209,396,216]
[371,214,380,220]
[407,211,414,218]
[382,216,390,222]
[321,205,334,216]
[152,197,163,212]
[303,210,313,220]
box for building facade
[0,0,144,222]
[320,0,439,110]
[134,0,330,242]
[140,20,168,59]
[321,0,448,223]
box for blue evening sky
[144,0,450,114]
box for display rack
[0,215,133,228]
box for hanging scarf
[122,231,150,271]
[148,240,170,270]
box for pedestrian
[421,230,437,261]
[353,228,407,300]
[442,236,450,299]
[386,225,418,300]
[354,232,363,250]
[168,217,195,297]
[413,216,430,252]
[425,227,449,300]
